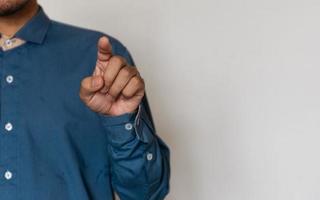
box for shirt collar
[14,5,51,44]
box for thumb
[79,75,104,102]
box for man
[0,0,170,199]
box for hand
[79,36,145,116]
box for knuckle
[141,80,145,88]
[131,76,141,86]
[122,90,133,98]
[111,55,125,66]
[131,67,138,75]
[133,76,144,87]
[140,77,145,85]
[120,67,133,77]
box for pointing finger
[97,36,112,62]
[93,36,113,76]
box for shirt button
[4,170,12,180]
[147,152,153,161]
[5,39,12,47]
[5,122,13,131]
[6,75,14,84]
[125,123,133,130]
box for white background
[39,0,320,199]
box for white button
[5,122,13,131]
[147,153,153,161]
[6,75,13,83]
[4,170,12,180]
[5,39,12,47]
[125,123,133,130]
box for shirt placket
[0,37,24,199]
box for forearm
[99,95,170,199]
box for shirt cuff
[98,103,154,144]
[98,108,138,126]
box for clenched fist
[79,36,145,116]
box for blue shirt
[0,6,170,200]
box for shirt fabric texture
[0,6,170,200]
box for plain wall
[38,0,320,199]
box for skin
[0,0,38,36]
[0,0,145,116]
[79,37,145,116]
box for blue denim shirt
[0,6,170,200]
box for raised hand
[79,36,145,116]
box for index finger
[97,36,112,62]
